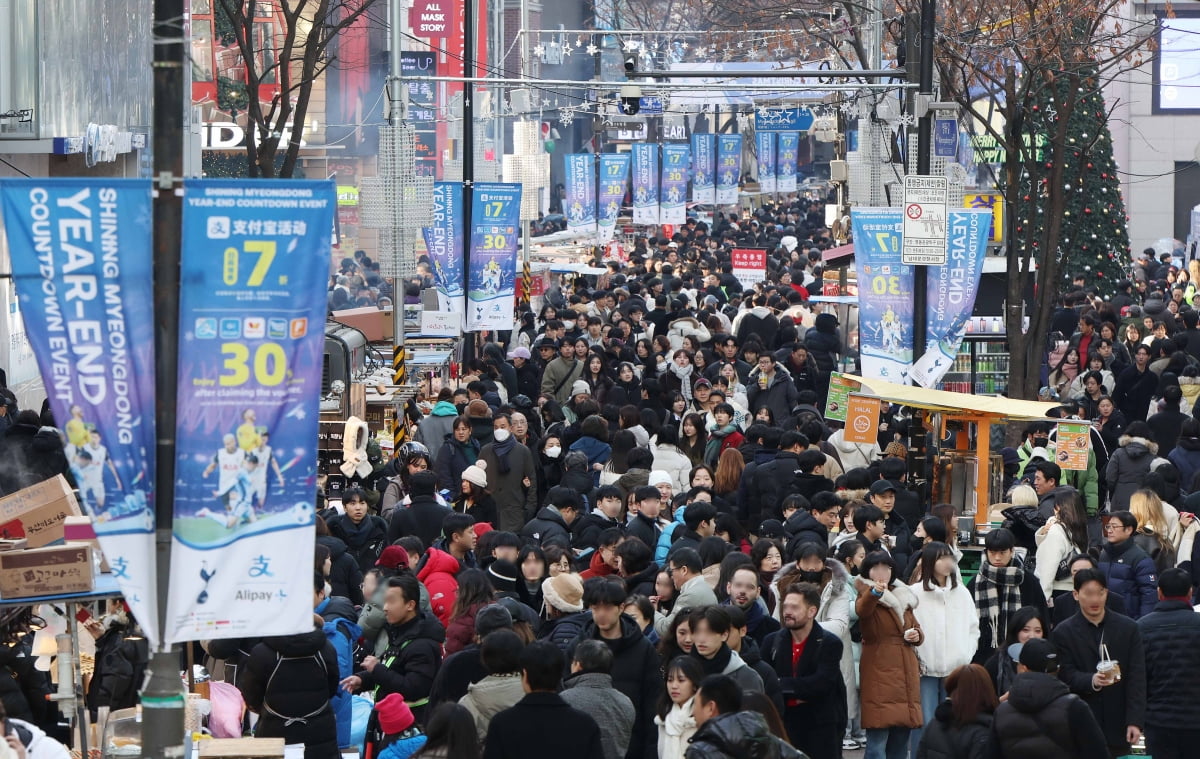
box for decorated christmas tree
[1014,67,1131,295]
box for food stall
[843,375,1060,527]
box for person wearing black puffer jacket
[316,521,364,606]
[387,471,451,550]
[0,410,73,496]
[804,311,842,374]
[914,664,994,759]
[0,636,50,728]
[1136,568,1200,759]
[989,638,1107,759]
[241,621,340,759]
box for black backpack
[262,651,330,726]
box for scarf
[704,422,739,466]
[975,563,1024,648]
[492,434,517,475]
[660,698,697,737]
[454,438,479,465]
[670,362,694,402]
[691,643,733,677]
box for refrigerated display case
[938,332,1010,396]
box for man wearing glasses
[1098,511,1159,620]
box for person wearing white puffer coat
[828,426,881,472]
[907,541,979,757]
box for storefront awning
[844,375,1059,421]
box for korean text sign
[166,179,334,643]
[0,178,160,645]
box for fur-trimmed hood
[1118,434,1158,457]
[837,488,869,503]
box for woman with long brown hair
[914,664,997,759]
[713,448,744,503]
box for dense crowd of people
[6,208,1200,759]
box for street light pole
[461,0,477,365]
[142,0,186,755]
[912,0,935,378]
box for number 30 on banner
[220,342,288,386]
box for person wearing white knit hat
[542,572,585,615]
[647,470,674,503]
[461,460,488,490]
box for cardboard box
[0,475,83,548]
[198,737,285,758]
[63,516,110,573]
[0,543,94,599]
[331,307,393,342]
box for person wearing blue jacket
[1098,511,1160,619]
[315,575,363,749]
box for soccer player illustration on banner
[200,453,260,529]
[236,407,262,451]
[251,430,286,506]
[482,258,503,295]
[68,427,123,511]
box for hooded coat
[908,580,979,678]
[416,548,462,627]
[1168,429,1200,494]
[1105,434,1159,511]
[989,671,1108,759]
[460,673,526,744]
[804,312,841,373]
[416,401,460,463]
[827,428,880,472]
[241,628,340,759]
[855,579,925,729]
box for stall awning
[844,375,1059,421]
[822,243,854,264]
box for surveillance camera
[619,84,641,115]
[623,56,638,76]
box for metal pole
[461,0,477,364]
[388,0,409,449]
[519,0,532,314]
[142,0,186,755]
[912,0,935,380]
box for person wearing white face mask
[479,413,539,532]
[536,434,566,505]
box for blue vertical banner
[0,179,160,646]
[757,131,776,193]
[691,133,716,204]
[911,208,993,387]
[597,153,630,244]
[468,183,522,332]
[716,134,743,205]
[631,143,660,226]
[423,181,464,316]
[777,132,799,193]
[564,154,597,236]
[167,179,334,643]
[852,208,914,384]
[660,144,690,225]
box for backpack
[262,651,331,727]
